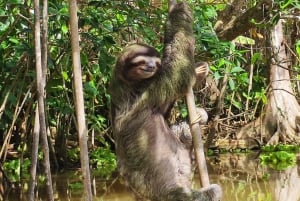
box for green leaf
[218,58,225,67]
[61,71,70,82]
[61,23,68,34]
[80,52,88,66]
[280,0,293,9]
[242,92,252,100]
[261,93,267,105]
[0,9,6,16]
[59,6,69,16]
[116,13,125,23]
[231,99,242,110]
[9,37,19,44]
[296,40,300,58]
[0,21,10,32]
[233,35,255,45]
[251,52,262,65]
[180,107,188,118]
[1,41,8,49]
[84,81,98,97]
[228,77,235,90]
[214,71,222,80]
[103,20,113,32]
[231,66,244,73]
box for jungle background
[0,0,300,199]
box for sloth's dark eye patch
[131,60,146,67]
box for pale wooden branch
[186,87,210,187]
[33,0,54,200]
[68,0,93,200]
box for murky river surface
[5,153,300,201]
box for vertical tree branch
[33,0,53,200]
[41,0,48,85]
[28,108,39,201]
[186,87,210,187]
[41,0,58,170]
[68,0,93,200]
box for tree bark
[68,0,93,200]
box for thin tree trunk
[41,0,47,85]
[68,0,93,200]
[34,0,53,200]
[28,108,40,201]
[41,0,58,170]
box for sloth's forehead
[131,56,161,64]
[123,44,159,56]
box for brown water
[4,153,300,201]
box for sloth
[109,2,222,201]
[110,44,221,201]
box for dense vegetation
[0,0,299,181]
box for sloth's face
[126,55,161,80]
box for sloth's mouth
[142,69,155,73]
[141,67,156,73]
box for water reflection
[3,153,300,201]
[273,164,300,201]
[205,153,300,201]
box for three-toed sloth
[110,2,221,201]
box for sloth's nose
[147,62,156,70]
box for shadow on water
[3,153,300,201]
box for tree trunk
[68,0,93,200]
[264,19,300,143]
[28,108,39,201]
[237,19,300,144]
[33,0,54,200]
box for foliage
[192,1,268,115]
[90,145,117,178]
[260,151,296,170]
[260,145,299,170]
[69,182,83,190]
[66,147,81,163]
[261,144,300,153]
[66,142,116,178]
[3,158,31,182]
